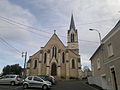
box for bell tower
[67,14,79,54]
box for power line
[0,40,21,55]
[29,17,119,29]
[0,18,50,39]
[0,15,99,43]
[0,16,99,55]
[0,40,11,49]
[0,15,118,29]
[0,36,21,54]
[77,18,118,27]
[0,16,52,35]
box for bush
[69,77,78,80]
[61,76,65,79]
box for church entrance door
[51,63,57,76]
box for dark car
[38,75,56,85]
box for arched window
[71,33,75,42]
[54,46,57,58]
[72,59,75,69]
[44,53,47,64]
[52,47,54,58]
[72,34,74,42]
[71,34,73,42]
[52,46,57,58]
[62,52,65,63]
[34,60,37,69]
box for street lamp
[89,29,102,44]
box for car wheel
[42,85,48,90]
[11,81,15,86]
[23,84,28,89]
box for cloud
[0,0,37,41]
[22,0,120,65]
[0,0,38,72]
[0,0,120,72]
[29,0,120,40]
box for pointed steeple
[70,14,75,30]
[67,14,79,54]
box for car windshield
[17,75,22,78]
[38,76,48,81]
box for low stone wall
[88,76,106,90]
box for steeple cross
[54,30,56,34]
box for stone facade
[90,20,120,90]
[26,15,81,79]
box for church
[26,15,82,79]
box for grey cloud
[0,0,120,71]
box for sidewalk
[82,79,104,90]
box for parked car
[23,76,52,90]
[0,74,23,85]
[38,75,56,85]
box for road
[0,80,98,90]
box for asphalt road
[0,80,98,90]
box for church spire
[68,14,79,54]
[70,14,75,30]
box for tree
[2,64,23,75]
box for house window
[44,53,47,64]
[34,60,37,69]
[97,58,100,69]
[72,59,75,69]
[71,33,75,42]
[52,46,57,58]
[62,52,65,63]
[107,43,113,57]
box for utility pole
[22,52,27,78]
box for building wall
[61,64,66,78]
[105,28,120,87]
[91,47,105,77]
[26,15,81,79]
[29,51,40,76]
[103,26,120,90]
[27,47,81,79]
[90,21,120,90]
[68,51,81,78]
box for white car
[0,75,23,85]
[23,76,52,90]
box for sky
[0,0,120,73]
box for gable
[42,34,66,50]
